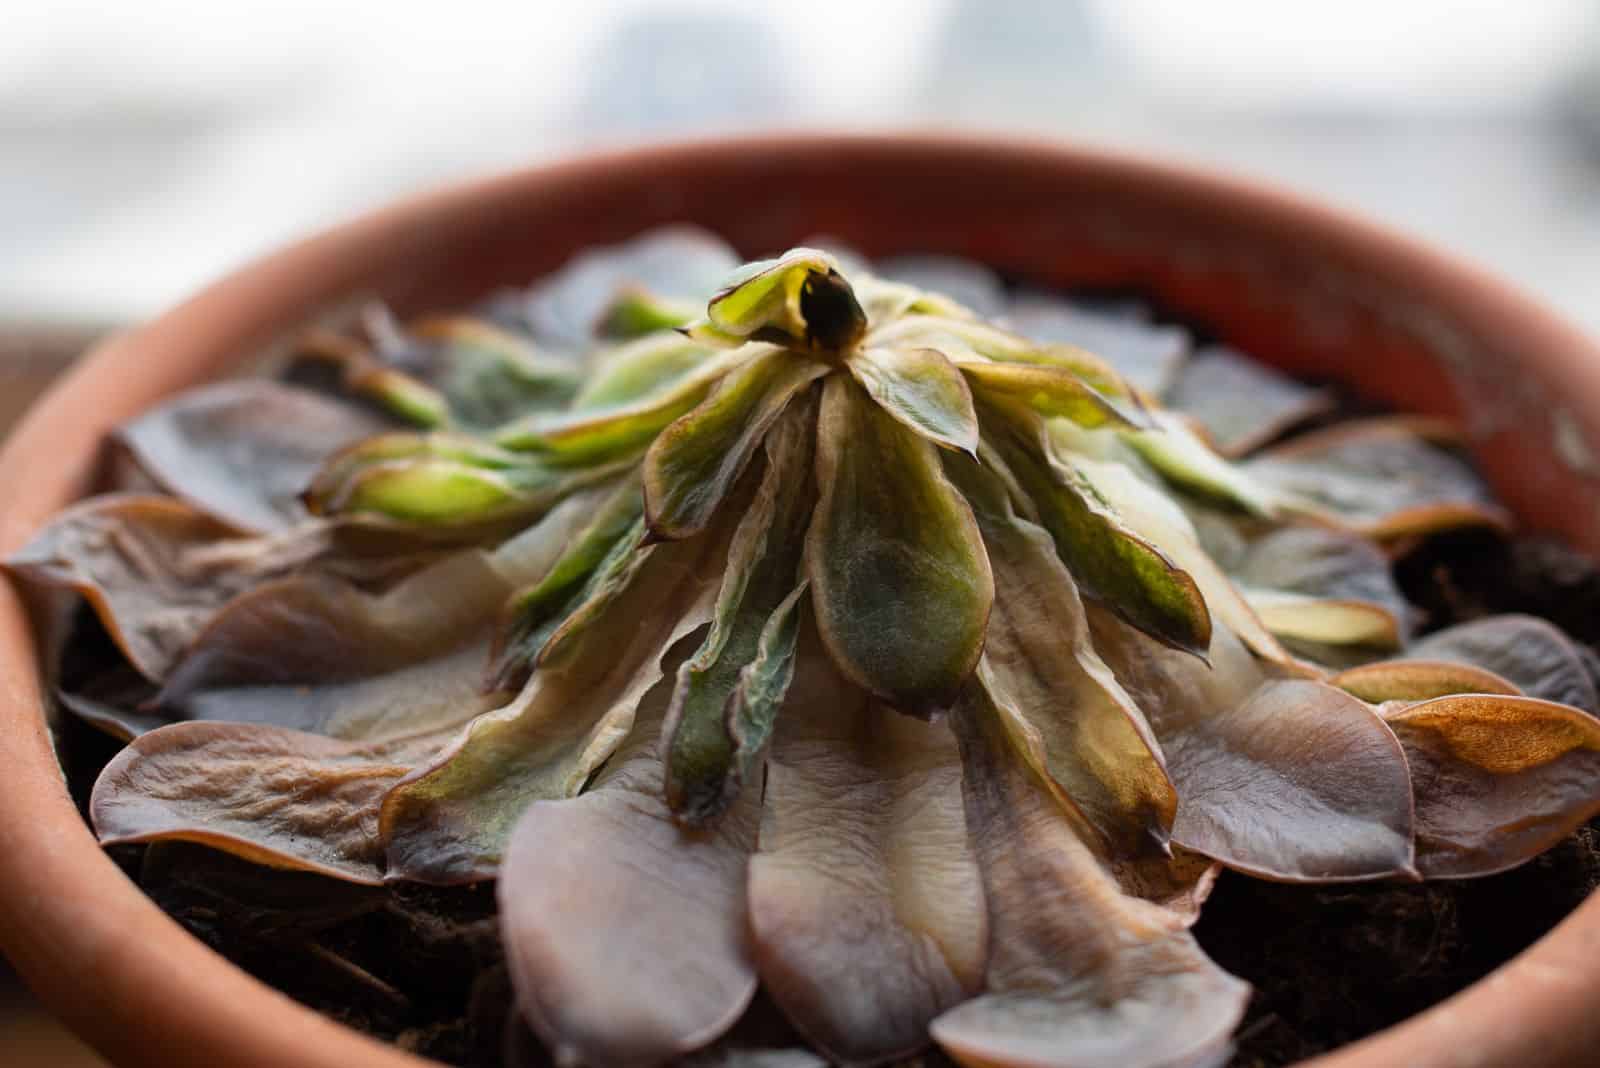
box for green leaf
[707,248,866,351]
[571,333,714,409]
[844,346,980,454]
[957,358,1145,430]
[874,315,1136,400]
[945,456,1177,857]
[661,398,816,824]
[595,287,698,339]
[805,375,994,715]
[981,401,1212,658]
[645,348,828,541]
[496,346,751,463]
[492,475,647,688]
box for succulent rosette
[11,228,1600,1068]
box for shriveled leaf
[957,358,1144,430]
[381,519,732,882]
[117,380,392,532]
[873,253,1005,317]
[1409,615,1599,715]
[845,346,980,454]
[870,316,1135,403]
[645,348,827,541]
[1229,524,1410,631]
[1165,345,1334,456]
[706,248,865,351]
[1245,418,1510,539]
[4,495,323,681]
[982,402,1211,658]
[499,685,758,1068]
[806,375,993,715]
[154,494,600,740]
[496,346,749,462]
[947,455,1176,856]
[664,402,814,825]
[1384,694,1600,878]
[1004,291,1190,396]
[92,721,459,884]
[749,653,985,1065]
[1124,411,1287,518]
[523,225,739,350]
[1090,611,1416,882]
[931,681,1249,1068]
[1332,659,1520,704]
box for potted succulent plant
[2,136,1600,1068]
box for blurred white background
[2,0,1599,335]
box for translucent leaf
[1165,345,1334,456]
[930,681,1249,1068]
[845,346,979,454]
[664,401,814,825]
[116,380,391,533]
[1003,291,1190,396]
[981,402,1212,658]
[1409,615,1599,714]
[1244,418,1510,539]
[748,653,984,1064]
[1090,611,1417,883]
[947,455,1176,857]
[498,684,758,1067]
[92,721,457,884]
[806,375,993,715]
[1383,694,1600,878]
[706,248,865,351]
[645,348,827,541]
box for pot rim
[2,131,1598,1068]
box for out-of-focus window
[1,0,1597,336]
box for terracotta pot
[3,134,1599,1068]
